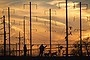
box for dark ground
[0,56,90,60]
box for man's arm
[44,45,47,48]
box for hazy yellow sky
[0,0,90,44]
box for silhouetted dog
[44,53,49,56]
[51,52,57,56]
[44,51,57,56]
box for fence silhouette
[0,43,90,56]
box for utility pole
[80,2,82,56]
[56,0,69,57]
[19,32,21,56]
[49,9,52,55]
[23,16,26,45]
[73,2,88,56]
[2,7,15,56]
[3,15,6,56]
[44,9,56,56]
[66,0,68,57]
[23,2,37,56]
[8,7,11,56]
[79,2,88,56]
[30,2,32,56]
[16,32,23,56]
[0,16,9,56]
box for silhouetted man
[23,44,27,56]
[39,44,47,56]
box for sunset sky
[0,0,90,44]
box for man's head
[41,44,43,46]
